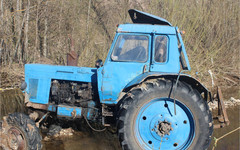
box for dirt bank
[0,88,25,119]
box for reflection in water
[209,106,240,150]
[42,128,121,150]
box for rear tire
[117,79,213,150]
[2,113,42,150]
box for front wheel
[117,79,213,150]
[0,113,42,150]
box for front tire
[117,79,213,150]
[1,113,42,150]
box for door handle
[143,65,147,73]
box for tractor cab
[97,9,190,104]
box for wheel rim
[7,127,26,150]
[134,98,195,150]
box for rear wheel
[117,79,213,150]
[0,113,42,150]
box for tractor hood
[24,64,97,104]
[128,9,172,26]
[25,64,97,83]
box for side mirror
[95,59,103,68]
[20,81,27,91]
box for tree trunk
[24,0,30,63]
[43,1,48,57]
[14,12,26,63]
[14,0,21,61]
[85,0,91,55]
[57,0,64,64]
[35,0,41,60]
[0,39,4,65]
[0,0,3,27]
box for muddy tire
[117,79,213,150]
[1,113,42,150]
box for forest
[0,0,239,88]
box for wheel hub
[0,117,26,150]
[156,120,173,136]
[7,127,25,150]
[135,98,195,150]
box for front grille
[29,79,38,99]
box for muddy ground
[0,86,239,150]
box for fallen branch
[222,76,238,85]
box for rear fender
[121,73,211,102]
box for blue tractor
[1,9,229,150]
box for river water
[42,129,121,150]
[41,106,239,150]
[0,87,239,150]
[42,86,240,150]
[208,86,239,150]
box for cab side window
[154,36,168,63]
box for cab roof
[117,24,176,35]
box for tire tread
[117,79,213,150]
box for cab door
[99,33,151,104]
[150,34,180,73]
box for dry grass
[0,64,25,88]
[144,0,239,87]
[0,88,25,119]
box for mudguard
[123,72,211,101]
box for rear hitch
[213,87,230,129]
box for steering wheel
[136,46,146,61]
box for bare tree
[24,0,30,63]
[35,0,41,60]
[43,1,48,57]
[0,0,3,27]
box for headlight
[20,81,27,91]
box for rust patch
[71,109,77,118]
[213,87,230,129]
[26,102,48,110]
[103,98,112,101]
[67,51,79,66]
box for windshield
[111,34,148,62]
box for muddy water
[208,86,240,150]
[208,106,239,150]
[42,107,239,150]
[42,86,240,150]
[0,87,239,150]
[42,129,121,150]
